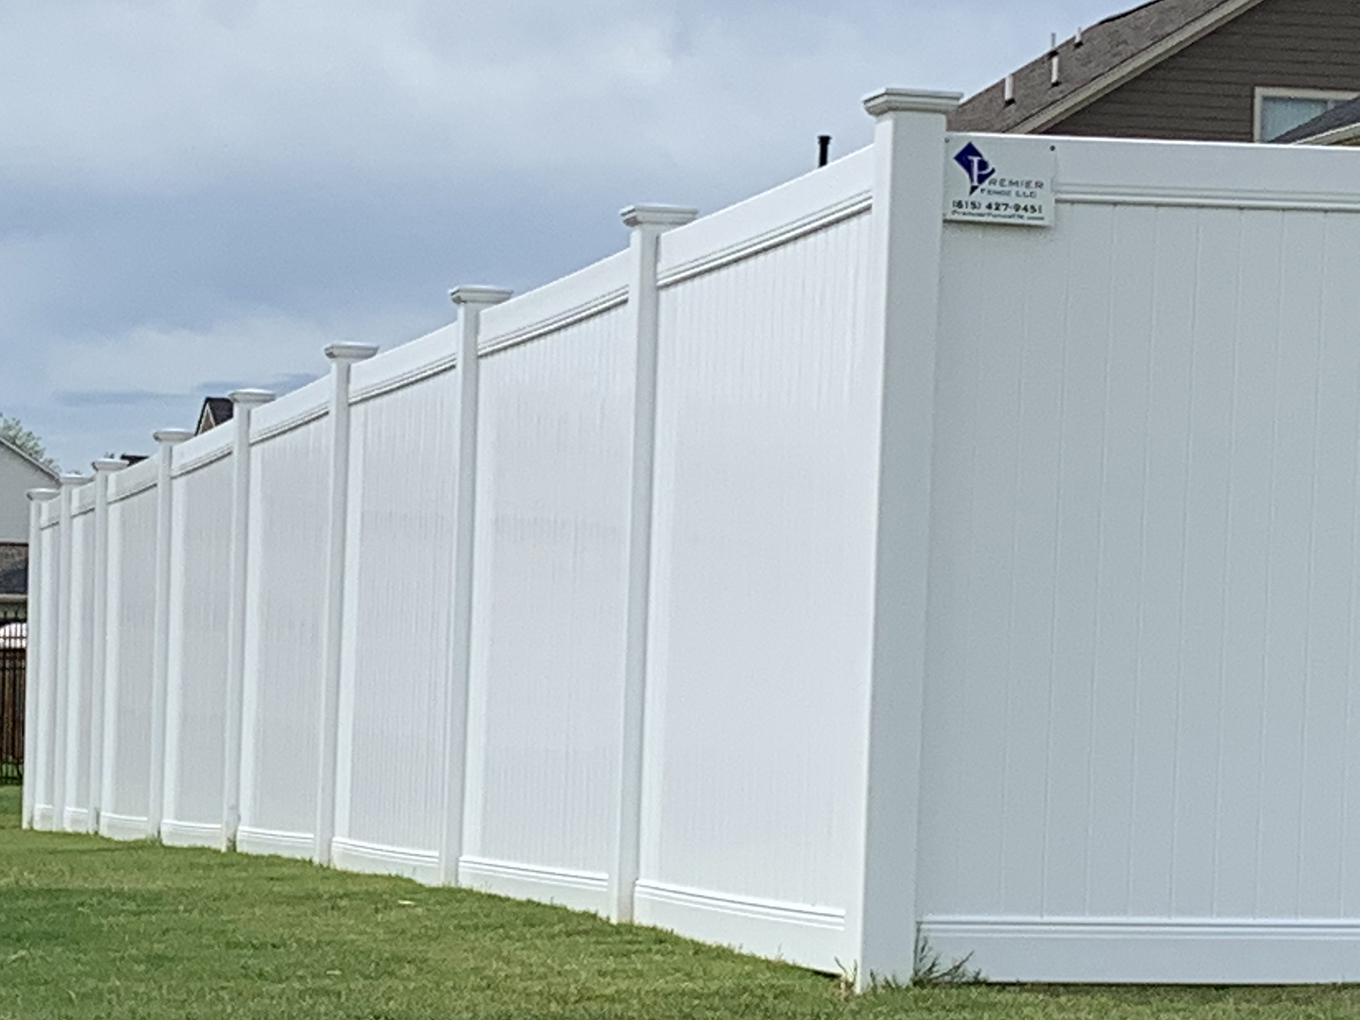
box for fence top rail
[479,249,630,356]
[657,145,873,288]
[1010,131,1360,212]
[170,425,234,478]
[72,485,95,516]
[350,322,458,405]
[249,375,330,443]
[107,456,159,504]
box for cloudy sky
[2,0,1127,469]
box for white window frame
[1254,86,1360,142]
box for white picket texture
[23,93,1360,985]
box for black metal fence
[0,599,25,785]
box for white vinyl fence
[22,88,1360,985]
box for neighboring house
[0,435,59,597]
[195,396,233,435]
[951,0,1360,145]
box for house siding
[0,445,57,545]
[1047,0,1360,141]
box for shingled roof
[0,559,26,597]
[1275,93,1360,144]
[195,396,234,435]
[950,0,1265,134]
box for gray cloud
[1,0,1127,468]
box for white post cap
[59,473,91,487]
[324,343,379,363]
[863,88,963,117]
[229,389,277,406]
[449,286,513,307]
[620,204,699,229]
[152,429,193,446]
[91,458,127,473]
[27,488,59,501]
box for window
[1255,88,1359,142]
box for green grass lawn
[3,785,1360,1019]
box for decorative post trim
[21,488,59,830]
[52,473,87,831]
[221,389,275,851]
[314,343,379,866]
[610,203,697,923]
[437,284,512,886]
[87,459,126,833]
[147,429,192,837]
[852,87,960,986]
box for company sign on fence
[944,134,1055,226]
[23,87,1360,986]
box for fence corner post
[222,389,276,852]
[21,487,59,830]
[148,429,192,838]
[87,458,127,835]
[314,344,378,866]
[436,284,511,888]
[610,203,696,924]
[852,86,959,988]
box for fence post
[437,284,511,886]
[610,204,696,923]
[148,429,192,837]
[313,343,378,866]
[22,487,59,830]
[52,473,88,831]
[851,87,960,986]
[87,459,127,834]
[221,389,275,851]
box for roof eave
[1011,0,1269,134]
[1290,121,1360,146]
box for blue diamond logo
[953,142,996,195]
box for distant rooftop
[951,0,1253,134]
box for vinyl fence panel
[639,163,879,970]
[461,277,633,912]
[238,385,331,857]
[162,435,234,847]
[917,137,1360,981]
[101,462,160,838]
[61,494,95,830]
[31,507,60,828]
[332,335,460,881]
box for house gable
[195,396,234,434]
[950,0,1260,134]
[950,0,1360,144]
[1050,0,1360,141]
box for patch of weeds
[911,933,985,986]
[833,957,858,997]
